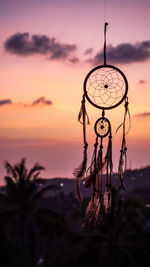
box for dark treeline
[0,159,150,267]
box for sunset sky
[0,0,150,182]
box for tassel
[76,178,82,203]
[78,95,90,125]
[103,190,111,214]
[73,94,89,179]
[73,143,88,203]
[116,98,130,190]
[105,133,113,182]
[102,134,112,171]
[97,140,103,172]
[73,143,88,178]
[104,127,112,212]
[118,135,127,191]
[85,192,100,225]
[97,139,103,196]
[73,94,90,202]
[116,97,131,135]
[86,138,103,190]
[85,138,98,188]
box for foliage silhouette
[0,158,62,267]
[0,162,150,267]
[62,188,150,267]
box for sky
[0,0,150,183]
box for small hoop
[94,117,111,138]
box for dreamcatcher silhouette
[73,23,131,225]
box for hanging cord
[118,133,127,191]
[105,131,113,188]
[104,22,108,65]
[104,0,109,23]
[104,0,107,22]
[76,178,82,203]
[85,137,98,189]
[85,137,101,226]
[73,94,90,178]
[117,97,131,190]
[101,131,113,213]
[97,137,103,198]
[78,94,90,130]
[73,94,90,202]
[116,97,131,135]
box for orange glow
[0,0,150,181]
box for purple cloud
[139,80,146,84]
[32,97,53,106]
[84,48,93,55]
[69,56,79,64]
[4,33,78,63]
[0,99,12,106]
[134,112,150,118]
[89,40,150,65]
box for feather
[85,193,101,225]
[103,190,111,213]
[73,143,88,178]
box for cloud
[139,80,146,84]
[24,97,53,107]
[32,97,52,106]
[0,99,12,106]
[84,48,93,55]
[89,40,150,65]
[4,33,78,62]
[69,56,79,64]
[134,112,150,118]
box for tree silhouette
[0,158,61,267]
[64,188,150,267]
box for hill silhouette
[34,165,150,200]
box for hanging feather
[118,134,127,191]
[86,139,103,189]
[78,98,90,125]
[97,140,103,172]
[103,133,113,174]
[76,178,82,203]
[85,139,103,224]
[94,193,101,223]
[85,137,98,189]
[73,143,88,178]
[96,140,103,197]
[85,197,95,224]
[73,94,90,179]
[73,94,90,202]
[85,193,101,225]
[103,190,111,214]
[116,97,131,135]
[117,98,129,190]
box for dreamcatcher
[73,23,131,225]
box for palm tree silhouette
[1,158,61,267]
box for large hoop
[84,64,128,110]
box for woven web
[86,67,125,108]
[96,118,109,137]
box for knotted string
[116,97,131,135]
[117,97,130,190]
[97,138,103,198]
[85,137,98,189]
[104,22,108,65]
[78,94,90,127]
[73,94,90,202]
